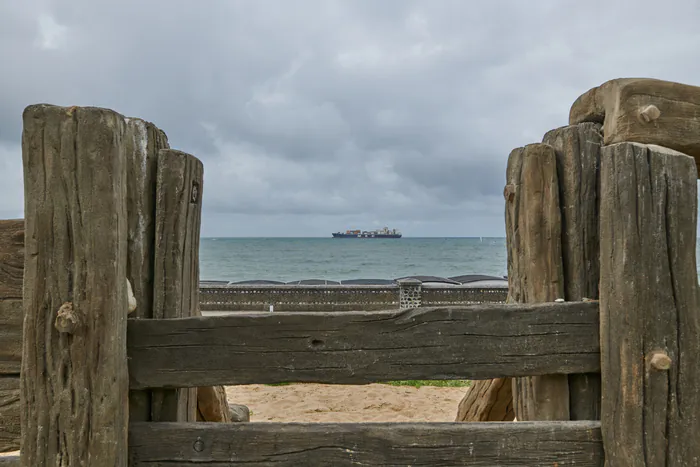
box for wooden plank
[124,117,170,423]
[127,301,600,389]
[599,142,700,465]
[0,300,21,375]
[543,122,603,421]
[0,300,21,453]
[129,421,604,466]
[507,143,570,421]
[0,455,20,466]
[0,220,23,300]
[0,377,20,453]
[20,104,129,466]
[149,149,203,422]
[570,78,700,176]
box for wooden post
[149,149,203,421]
[20,105,130,466]
[461,126,604,422]
[507,143,570,421]
[543,122,602,420]
[599,142,700,465]
[455,378,513,422]
[124,117,172,423]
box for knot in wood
[503,184,516,202]
[55,302,80,334]
[638,104,661,123]
[193,437,205,452]
[650,351,672,371]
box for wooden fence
[4,90,700,466]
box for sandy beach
[226,383,468,423]
[0,383,468,459]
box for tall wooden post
[20,105,130,466]
[506,143,569,421]
[459,124,603,422]
[543,122,602,420]
[149,149,203,421]
[599,142,700,465]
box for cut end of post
[649,351,672,371]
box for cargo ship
[332,227,402,238]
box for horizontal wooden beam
[0,377,20,453]
[128,301,600,389]
[0,300,22,376]
[0,220,23,301]
[0,455,19,466]
[129,421,603,466]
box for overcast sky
[1,1,700,237]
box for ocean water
[200,237,509,283]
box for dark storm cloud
[1,0,700,235]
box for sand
[0,384,468,458]
[226,383,468,422]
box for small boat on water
[332,227,402,238]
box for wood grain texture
[124,118,171,423]
[570,78,700,176]
[599,142,700,465]
[0,377,20,453]
[0,220,23,300]
[0,300,21,453]
[0,456,19,466]
[543,123,603,421]
[129,421,604,466]
[127,302,600,388]
[455,377,514,422]
[507,143,570,422]
[149,149,203,422]
[0,300,21,376]
[20,104,129,467]
[196,386,232,423]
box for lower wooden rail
[0,456,19,466]
[128,301,600,388]
[129,421,604,466]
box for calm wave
[200,237,508,283]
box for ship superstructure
[332,227,402,238]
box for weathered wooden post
[599,142,700,465]
[20,105,131,466]
[460,122,603,422]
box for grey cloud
[2,0,700,236]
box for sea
[201,237,700,283]
[200,237,509,283]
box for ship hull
[332,233,402,238]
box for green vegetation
[381,380,471,388]
[264,380,471,388]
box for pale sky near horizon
[1,1,700,237]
